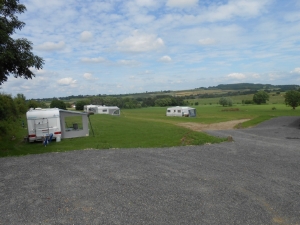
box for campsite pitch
[0,116,299,224]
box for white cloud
[80,31,93,42]
[227,73,246,79]
[268,73,280,81]
[81,57,106,63]
[116,31,164,53]
[117,60,139,66]
[199,38,216,45]
[83,73,93,80]
[36,41,65,51]
[166,0,198,8]
[291,68,300,73]
[204,0,271,22]
[251,73,260,78]
[57,77,77,87]
[160,55,172,62]
[135,0,158,7]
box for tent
[166,106,196,117]
[59,110,90,139]
[84,105,120,116]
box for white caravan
[166,106,196,117]
[84,105,120,115]
[26,108,61,142]
[26,108,90,142]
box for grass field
[1,103,299,157]
[187,92,285,105]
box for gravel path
[0,116,300,224]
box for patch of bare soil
[177,119,250,132]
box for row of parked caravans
[83,105,197,117]
[26,106,196,142]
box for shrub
[219,97,233,106]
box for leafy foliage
[86,95,184,109]
[27,99,47,109]
[76,99,90,110]
[50,99,66,109]
[13,93,26,113]
[242,99,254,104]
[284,90,300,109]
[0,93,19,135]
[0,0,44,84]
[219,97,233,106]
[253,91,269,105]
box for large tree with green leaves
[253,91,269,105]
[284,90,300,110]
[50,99,66,109]
[0,0,44,84]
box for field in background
[44,88,286,106]
[186,92,285,105]
[1,103,299,158]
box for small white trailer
[26,108,61,142]
[166,106,196,117]
[84,105,120,115]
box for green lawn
[1,104,299,157]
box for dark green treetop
[284,90,300,110]
[0,0,44,85]
[253,91,269,105]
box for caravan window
[167,110,171,112]
[177,110,181,113]
[102,109,107,112]
[174,110,176,112]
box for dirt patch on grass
[177,119,250,132]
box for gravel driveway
[1,116,300,225]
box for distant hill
[31,83,299,101]
[212,83,299,91]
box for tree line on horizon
[75,95,186,110]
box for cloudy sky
[2,0,300,99]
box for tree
[0,93,18,135]
[13,93,27,113]
[253,91,269,104]
[50,99,66,109]
[76,100,89,110]
[219,97,233,106]
[284,90,300,110]
[0,0,44,84]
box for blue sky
[2,0,300,99]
